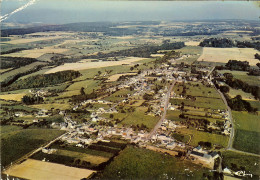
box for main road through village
[147,81,176,139]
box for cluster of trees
[4,70,81,91]
[223,73,259,99]
[255,53,260,60]
[199,38,260,50]
[225,60,250,71]
[22,95,44,105]
[131,123,148,131]
[71,91,98,103]
[179,114,211,130]
[1,57,37,70]
[199,38,235,48]
[227,95,257,113]
[216,60,260,76]
[143,93,153,101]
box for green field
[232,111,260,154]
[120,106,159,130]
[170,97,226,110]
[177,128,228,148]
[222,150,260,176]
[218,70,260,87]
[176,46,203,55]
[1,126,64,168]
[166,110,182,121]
[97,145,212,179]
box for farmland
[232,111,260,154]
[96,145,212,179]
[45,57,151,74]
[1,126,64,168]
[218,70,260,86]
[3,159,96,180]
[176,128,229,148]
[222,151,260,177]
[198,47,259,65]
[1,46,68,59]
[0,93,26,101]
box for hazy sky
[1,0,259,24]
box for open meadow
[198,47,259,65]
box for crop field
[3,159,96,180]
[1,126,64,168]
[176,46,203,55]
[0,93,26,101]
[1,62,47,83]
[97,145,212,179]
[1,46,68,59]
[176,128,228,148]
[198,47,259,65]
[184,41,200,46]
[29,103,71,110]
[45,57,150,74]
[222,150,260,177]
[1,36,62,45]
[232,111,260,154]
[218,70,260,86]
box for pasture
[218,70,260,86]
[232,111,260,154]
[3,159,96,180]
[198,47,259,65]
[176,128,228,148]
[97,145,212,179]
[107,72,137,82]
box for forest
[199,38,260,50]
[2,70,81,91]
[1,57,37,70]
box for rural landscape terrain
[1,18,260,180]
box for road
[215,88,234,150]
[3,132,68,172]
[147,81,176,139]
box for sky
[1,0,259,24]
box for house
[166,141,176,150]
